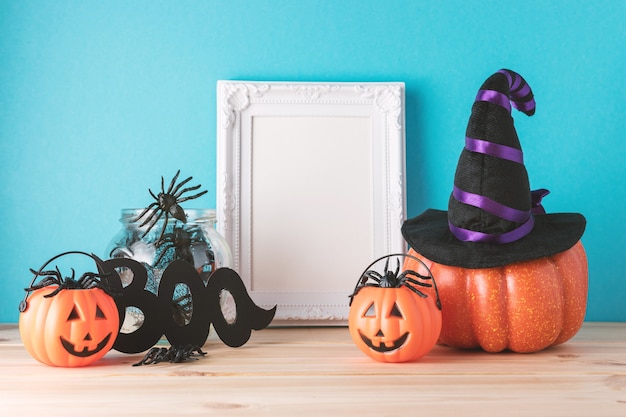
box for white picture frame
[216,81,406,325]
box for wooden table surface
[1,322,625,416]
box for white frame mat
[216,81,406,325]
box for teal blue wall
[1,0,624,322]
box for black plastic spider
[133,170,208,244]
[349,256,441,310]
[132,344,206,366]
[154,225,196,266]
[171,292,193,327]
[26,267,111,298]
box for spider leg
[158,347,173,363]
[383,257,390,275]
[36,277,58,288]
[193,346,207,357]
[349,282,381,302]
[149,189,158,201]
[154,212,170,243]
[179,346,193,362]
[133,202,159,222]
[405,280,442,310]
[155,232,173,248]
[153,348,170,364]
[31,268,62,279]
[363,270,383,282]
[173,348,187,363]
[133,347,163,366]
[403,282,428,298]
[77,273,90,287]
[401,269,431,281]
[153,247,168,266]
[26,274,60,291]
[404,277,433,288]
[176,189,208,203]
[79,272,105,289]
[138,205,162,227]
[393,258,400,278]
[139,209,164,234]
[173,292,192,306]
[43,286,63,298]
[171,175,193,196]
[161,170,173,194]
[355,276,368,289]
[172,292,193,326]
[154,241,175,265]
[173,183,200,198]
[162,347,176,363]
[166,170,182,194]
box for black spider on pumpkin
[349,255,441,310]
[133,170,208,245]
[25,267,111,298]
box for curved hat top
[401,69,585,269]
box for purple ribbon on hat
[475,70,536,115]
[449,69,544,245]
[449,216,535,244]
[465,137,524,164]
[453,186,530,223]
[449,187,550,244]
[475,89,511,112]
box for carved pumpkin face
[349,286,441,363]
[19,286,119,367]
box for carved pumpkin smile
[18,253,120,367]
[19,285,119,367]
[348,255,442,363]
[60,333,113,357]
[358,330,409,353]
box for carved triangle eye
[364,302,376,317]
[95,305,106,319]
[68,306,81,321]
[389,303,403,318]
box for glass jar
[106,208,232,292]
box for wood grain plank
[1,323,624,416]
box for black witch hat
[401,69,585,269]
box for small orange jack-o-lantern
[19,259,119,367]
[348,255,442,363]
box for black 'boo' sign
[97,256,276,354]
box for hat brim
[401,209,586,269]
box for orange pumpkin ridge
[349,286,441,362]
[20,287,119,367]
[348,255,442,363]
[404,241,587,353]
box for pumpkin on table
[401,69,587,353]
[403,241,587,353]
[19,256,119,367]
[348,255,442,362]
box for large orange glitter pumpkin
[19,285,119,367]
[404,240,587,353]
